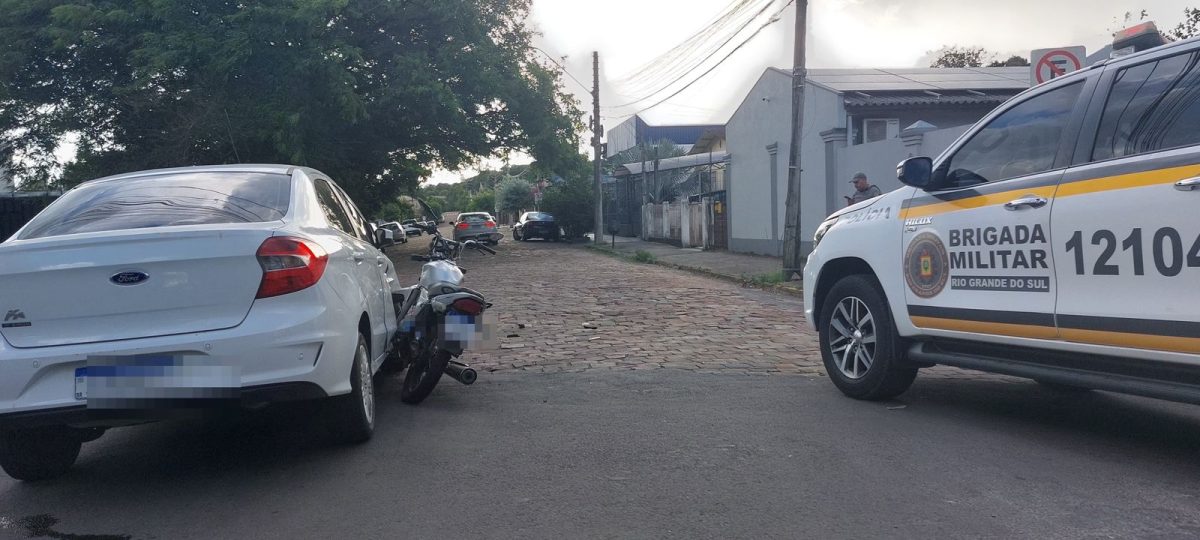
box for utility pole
[781,1,808,278]
[592,51,604,244]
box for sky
[426,0,1191,184]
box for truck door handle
[1004,196,1048,210]
[1174,177,1200,191]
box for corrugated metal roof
[843,90,1020,108]
[615,151,729,176]
[771,67,1031,92]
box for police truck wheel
[0,427,82,481]
[818,275,917,401]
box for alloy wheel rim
[827,296,876,380]
[358,344,374,424]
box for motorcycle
[387,222,495,404]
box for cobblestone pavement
[390,230,1016,382]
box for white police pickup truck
[803,32,1200,403]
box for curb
[584,244,804,298]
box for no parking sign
[1030,47,1086,85]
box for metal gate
[712,199,728,249]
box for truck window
[943,82,1083,188]
[1093,50,1200,161]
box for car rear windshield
[461,214,490,222]
[19,171,291,240]
[527,212,554,221]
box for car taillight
[450,297,485,316]
[485,220,496,228]
[456,222,469,230]
[255,236,329,299]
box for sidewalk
[587,234,802,294]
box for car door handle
[352,251,366,263]
[1174,177,1200,191]
[376,255,386,267]
[1004,196,1048,210]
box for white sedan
[0,164,400,480]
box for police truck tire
[818,275,917,401]
[0,427,82,481]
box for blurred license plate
[442,312,498,351]
[76,354,239,407]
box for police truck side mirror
[897,157,934,190]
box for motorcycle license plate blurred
[442,311,498,351]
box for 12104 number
[1065,227,1200,277]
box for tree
[0,0,584,214]
[1168,8,1200,40]
[541,175,595,239]
[495,178,533,216]
[376,200,417,223]
[988,55,1031,67]
[604,139,688,203]
[468,191,495,213]
[928,46,988,68]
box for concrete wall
[726,70,842,256]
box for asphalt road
[3,369,1200,539]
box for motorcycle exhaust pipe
[444,361,477,385]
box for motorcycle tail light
[450,297,485,316]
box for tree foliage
[495,177,532,215]
[1168,8,1200,40]
[928,46,989,68]
[604,139,687,203]
[988,55,1030,67]
[376,200,417,223]
[0,0,584,213]
[541,175,594,238]
[468,191,495,213]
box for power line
[532,47,593,96]
[604,0,780,109]
[622,0,795,117]
[617,0,762,88]
[616,0,774,100]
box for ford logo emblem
[110,271,150,285]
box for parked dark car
[513,211,560,242]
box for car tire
[0,427,82,481]
[818,274,917,401]
[326,334,375,444]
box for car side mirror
[897,157,936,190]
[376,228,396,248]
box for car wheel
[0,427,82,481]
[326,333,375,443]
[818,274,917,401]
[514,229,523,241]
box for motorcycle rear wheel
[400,348,451,404]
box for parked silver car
[379,221,408,243]
[452,212,503,245]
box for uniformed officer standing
[845,172,882,206]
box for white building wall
[726,69,843,256]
